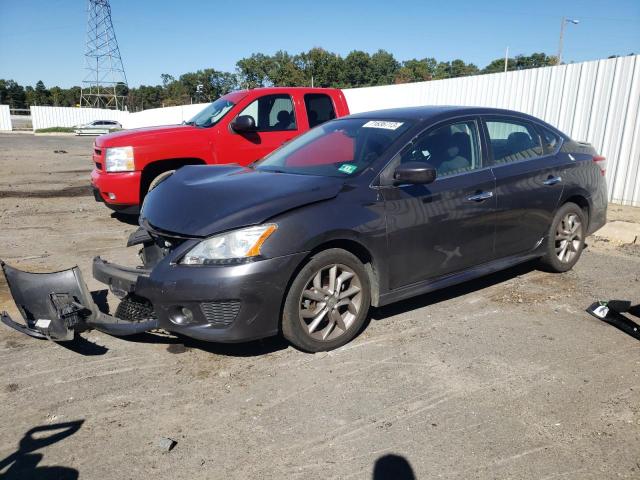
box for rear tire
[539,202,586,273]
[282,249,371,352]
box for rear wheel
[539,202,586,272]
[282,249,371,352]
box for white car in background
[74,120,122,135]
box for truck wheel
[539,202,586,273]
[148,170,175,192]
[282,249,370,352]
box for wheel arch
[560,189,591,225]
[285,238,381,314]
[139,158,206,202]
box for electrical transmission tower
[80,0,128,109]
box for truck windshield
[254,118,413,177]
[187,98,235,128]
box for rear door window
[304,94,337,128]
[237,94,297,132]
[485,118,543,165]
[538,126,562,155]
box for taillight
[593,155,606,176]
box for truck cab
[91,87,350,213]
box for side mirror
[231,115,256,133]
[393,162,437,185]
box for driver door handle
[467,192,493,202]
[466,191,494,202]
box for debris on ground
[157,437,177,453]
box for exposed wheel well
[563,195,590,225]
[139,158,206,202]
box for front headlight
[105,146,135,172]
[180,224,278,265]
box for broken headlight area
[127,225,186,269]
[1,259,158,342]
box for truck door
[221,93,300,165]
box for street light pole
[504,46,509,73]
[557,17,579,65]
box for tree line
[1,49,559,111]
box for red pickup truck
[91,87,350,213]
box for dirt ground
[0,133,639,480]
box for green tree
[394,58,437,83]
[33,80,50,105]
[236,53,274,88]
[369,49,400,85]
[342,50,373,87]
[433,59,479,79]
[210,71,238,98]
[298,48,345,88]
[266,50,306,86]
[49,86,63,106]
[483,52,558,74]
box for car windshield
[187,97,235,127]
[254,118,412,177]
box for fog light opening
[169,306,194,325]
[107,192,116,200]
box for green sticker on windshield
[338,163,358,174]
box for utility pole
[557,17,579,65]
[504,46,509,73]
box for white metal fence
[344,55,640,206]
[122,103,208,129]
[0,105,11,131]
[30,106,127,131]
[29,103,209,131]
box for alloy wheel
[298,264,363,342]
[555,213,583,263]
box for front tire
[282,249,371,352]
[148,169,175,192]
[539,202,586,273]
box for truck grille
[200,300,240,327]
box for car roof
[347,105,549,125]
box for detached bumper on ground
[0,260,158,341]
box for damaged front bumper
[1,259,158,341]
[2,247,306,344]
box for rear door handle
[466,191,494,202]
[543,176,562,186]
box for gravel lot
[0,133,639,480]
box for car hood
[140,165,345,237]
[95,124,198,147]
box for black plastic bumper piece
[93,256,150,295]
[587,300,640,341]
[1,259,158,341]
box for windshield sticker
[338,163,358,174]
[362,120,404,130]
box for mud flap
[1,260,158,341]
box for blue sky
[1,0,639,88]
